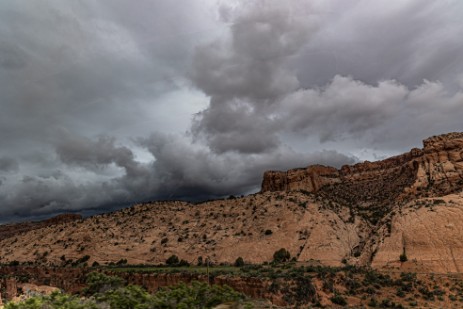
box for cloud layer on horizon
[0,0,462,222]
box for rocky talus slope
[0,132,462,273]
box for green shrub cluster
[6,273,248,309]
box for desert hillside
[1,132,463,273]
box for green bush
[399,252,408,262]
[5,291,99,309]
[273,248,290,263]
[166,254,179,266]
[7,281,246,309]
[94,284,152,309]
[9,260,20,266]
[235,257,245,267]
[178,259,190,267]
[151,281,245,308]
[83,272,124,295]
[330,294,347,306]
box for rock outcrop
[372,194,463,273]
[262,132,463,200]
[0,277,18,302]
[262,132,463,221]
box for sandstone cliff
[262,132,463,200]
[0,133,462,273]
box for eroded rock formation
[262,132,463,200]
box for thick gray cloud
[139,133,355,199]
[191,0,463,154]
[0,157,19,172]
[0,0,462,222]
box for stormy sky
[1,0,463,222]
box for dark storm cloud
[0,0,218,220]
[295,1,463,89]
[1,0,462,222]
[0,43,27,70]
[56,133,136,171]
[139,133,355,199]
[276,76,463,144]
[191,1,316,153]
[192,0,463,154]
[0,130,355,221]
[0,157,19,172]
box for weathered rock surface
[372,194,463,273]
[262,132,463,201]
[0,132,462,273]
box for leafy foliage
[399,250,408,262]
[5,291,98,309]
[166,254,179,265]
[83,272,125,295]
[330,294,347,306]
[150,281,245,308]
[7,279,247,309]
[234,257,245,267]
[273,248,290,263]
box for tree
[166,255,179,266]
[234,257,245,267]
[273,248,291,263]
[399,250,408,262]
[83,272,124,295]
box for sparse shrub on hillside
[234,257,245,267]
[273,248,290,263]
[166,255,179,266]
[264,229,272,235]
[330,294,347,306]
[400,248,408,262]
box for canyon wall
[262,132,463,204]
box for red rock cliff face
[261,132,463,200]
[261,165,340,192]
[0,277,17,301]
